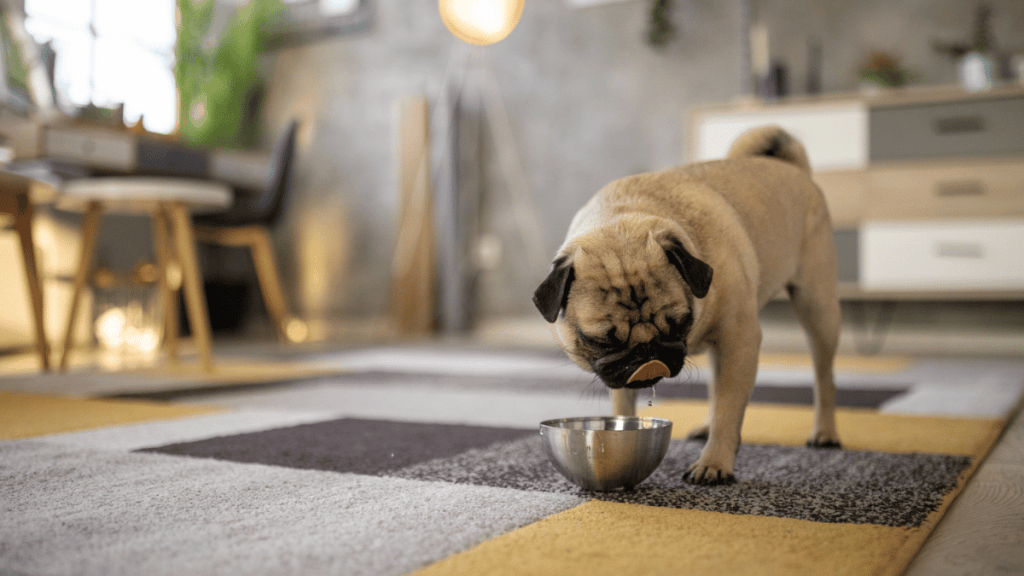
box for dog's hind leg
[788,231,843,448]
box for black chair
[192,120,305,342]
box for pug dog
[533,126,842,485]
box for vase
[959,51,996,92]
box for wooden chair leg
[151,207,179,360]
[248,227,292,342]
[13,191,49,371]
[193,224,303,342]
[167,202,215,373]
[60,201,103,371]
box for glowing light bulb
[95,308,128,350]
[285,318,309,343]
[439,0,524,46]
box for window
[24,0,177,133]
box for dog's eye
[577,331,603,349]
[577,330,609,350]
[577,328,624,351]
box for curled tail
[727,125,811,171]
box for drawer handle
[935,242,985,259]
[934,180,985,197]
[933,116,985,134]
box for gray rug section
[0,440,584,576]
[392,436,971,528]
[123,371,909,409]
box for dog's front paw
[684,459,736,485]
[806,431,842,449]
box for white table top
[57,177,233,215]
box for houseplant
[176,0,284,148]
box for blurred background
[2,0,1024,364]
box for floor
[2,337,1023,576]
[905,405,1024,576]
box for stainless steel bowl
[539,416,673,491]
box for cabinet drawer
[813,169,866,227]
[694,102,868,170]
[869,96,1024,161]
[866,160,1024,220]
[860,220,1024,291]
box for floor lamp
[430,42,550,334]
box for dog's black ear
[533,257,575,323]
[664,239,713,298]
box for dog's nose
[627,360,670,384]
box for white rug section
[0,372,279,398]
[308,346,913,389]
[31,409,342,452]
[879,378,1024,418]
[175,380,615,429]
[748,370,913,390]
[310,347,587,379]
[0,441,585,576]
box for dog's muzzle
[595,343,685,389]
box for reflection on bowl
[539,416,673,492]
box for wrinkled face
[560,246,692,388]
[534,226,712,390]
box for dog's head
[533,218,712,389]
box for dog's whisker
[576,374,604,404]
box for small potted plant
[647,0,676,48]
[858,52,919,92]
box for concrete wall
[258,0,1024,330]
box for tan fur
[538,126,842,485]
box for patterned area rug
[142,417,969,527]
[2,347,1022,576]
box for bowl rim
[539,415,673,431]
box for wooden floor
[905,403,1024,576]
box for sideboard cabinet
[690,85,1024,299]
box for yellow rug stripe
[640,400,1003,456]
[686,353,914,374]
[765,353,912,373]
[119,360,338,386]
[0,392,221,440]
[413,500,913,576]
[0,359,344,398]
